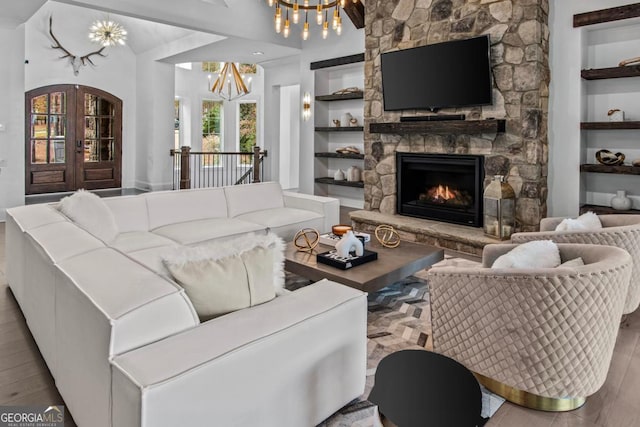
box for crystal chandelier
[210,62,252,101]
[267,0,358,40]
[89,19,127,47]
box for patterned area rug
[285,271,505,426]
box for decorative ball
[375,225,401,249]
[294,228,320,252]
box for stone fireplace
[359,0,550,241]
[397,153,484,227]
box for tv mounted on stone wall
[381,35,493,112]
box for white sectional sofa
[6,182,367,427]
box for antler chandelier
[89,19,127,47]
[267,0,357,40]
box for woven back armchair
[428,243,631,411]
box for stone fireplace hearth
[360,0,550,243]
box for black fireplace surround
[396,153,484,227]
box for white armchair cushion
[162,233,285,321]
[555,211,602,232]
[58,190,119,243]
[492,240,561,269]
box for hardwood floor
[1,221,639,426]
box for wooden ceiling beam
[343,0,365,29]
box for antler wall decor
[49,16,106,76]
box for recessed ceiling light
[252,51,264,56]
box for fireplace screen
[396,153,484,227]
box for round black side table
[369,350,483,427]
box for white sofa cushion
[111,232,177,253]
[163,233,283,321]
[126,246,179,278]
[492,240,561,269]
[6,204,67,232]
[58,190,119,243]
[236,207,324,241]
[103,196,149,233]
[152,218,265,245]
[145,188,228,230]
[224,181,284,217]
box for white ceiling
[0,1,47,28]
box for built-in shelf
[315,92,364,101]
[580,204,640,215]
[369,119,506,135]
[581,121,640,130]
[580,164,640,175]
[310,53,365,70]
[314,177,364,188]
[315,126,364,132]
[574,3,640,27]
[315,152,364,159]
[582,65,640,80]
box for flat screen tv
[381,36,493,111]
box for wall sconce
[302,92,311,121]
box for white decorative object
[555,211,603,231]
[334,169,345,181]
[611,190,632,211]
[341,112,353,126]
[347,166,361,182]
[349,118,359,127]
[58,189,119,243]
[608,109,625,122]
[335,230,364,258]
[492,240,561,269]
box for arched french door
[25,85,122,194]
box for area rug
[285,272,505,426]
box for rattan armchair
[512,214,640,313]
[428,243,632,411]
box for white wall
[25,2,138,189]
[278,84,301,189]
[548,0,640,216]
[0,26,26,221]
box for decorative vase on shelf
[611,190,632,211]
[341,112,353,126]
[347,166,361,182]
[333,169,345,181]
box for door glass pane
[31,95,48,114]
[50,92,65,114]
[50,140,65,163]
[85,94,98,115]
[31,115,48,138]
[100,140,113,161]
[98,99,114,116]
[50,115,66,138]
[31,140,47,164]
[85,117,98,139]
[85,140,99,162]
[99,118,113,138]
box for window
[238,64,257,74]
[202,62,222,73]
[238,101,257,165]
[174,99,181,150]
[202,100,223,166]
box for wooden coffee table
[284,239,444,292]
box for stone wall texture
[364,0,550,231]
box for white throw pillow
[559,257,585,268]
[492,240,561,269]
[555,212,602,232]
[162,233,285,321]
[58,189,119,243]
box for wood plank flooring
[1,221,639,426]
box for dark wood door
[25,85,122,194]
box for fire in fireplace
[396,153,484,227]
[420,184,473,207]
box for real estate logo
[0,405,64,427]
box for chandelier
[210,62,252,101]
[267,0,357,40]
[89,19,127,47]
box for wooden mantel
[369,119,506,135]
